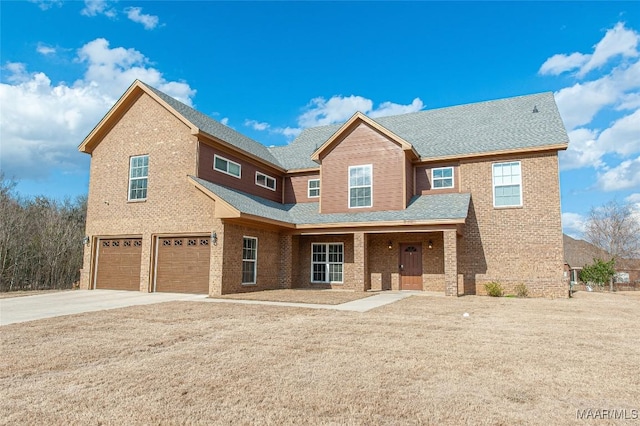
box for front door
[400,243,423,290]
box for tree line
[0,174,86,292]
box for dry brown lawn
[214,288,375,304]
[1,291,639,425]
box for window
[255,171,276,191]
[242,237,257,284]
[348,165,372,208]
[214,154,241,178]
[432,167,454,189]
[308,179,320,198]
[311,243,343,283]
[128,155,148,201]
[493,161,522,207]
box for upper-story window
[493,161,522,207]
[308,179,320,198]
[214,154,241,178]
[432,167,454,189]
[348,165,372,208]
[128,155,148,201]
[256,171,276,191]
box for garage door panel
[95,238,142,291]
[156,237,210,294]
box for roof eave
[417,143,568,163]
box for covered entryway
[400,243,423,290]
[154,236,210,294]
[95,238,142,291]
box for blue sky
[1,1,639,238]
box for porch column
[353,232,369,292]
[279,233,293,289]
[209,222,224,296]
[444,229,458,296]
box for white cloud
[554,60,640,129]
[578,22,639,77]
[125,7,160,30]
[539,52,590,76]
[29,0,63,11]
[244,119,270,131]
[596,156,640,191]
[0,38,195,182]
[220,117,229,126]
[597,109,640,156]
[36,43,56,55]
[298,95,424,128]
[562,212,587,238]
[273,126,302,138]
[81,0,116,18]
[559,128,603,171]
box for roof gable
[310,112,419,163]
[79,80,284,171]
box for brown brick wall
[458,152,566,298]
[320,123,406,213]
[81,92,218,292]
[295,234,356,289]
[219,222,281,294]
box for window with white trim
[432,167,454,189]
[348,165,372,208]
[128,155,149,201]
[255,171,276,190]
[308,179,320,198]
[242,237,257,284]
[493,161,522,207]
[214,154,241,178]
[311,243,343,283]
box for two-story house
[79,80,569,297]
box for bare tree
[584,200,640,260]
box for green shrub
[484,281,504,297]
[514,283,529,298]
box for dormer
[311,112,419,214]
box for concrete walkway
[0,290,415,326]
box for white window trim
[214,154,242,179]
[492,161,523,208]
[308,179,320,198]
[242,236,258,285]
[310,242,344,284]
[431,166,454,189]
[348,164,373,209]
[255,171,277,191]
[128,154,149,202]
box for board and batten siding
[283,172,320,204]
[319,123,407,213]
[197,142,283,203]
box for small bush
[484,281,504,297]
[514,283,529,298]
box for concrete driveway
[0,290,207,326]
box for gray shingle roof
[270,92,568,170]
[191,176,470,226]
[142,82,283,168]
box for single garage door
[95,238,142,291]
[155,236,210,294]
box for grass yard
[214,288,375,305]
[1,291,639,425]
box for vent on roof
[533,106,539,113]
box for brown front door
[400,243,422,290]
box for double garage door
[94,236,210,294]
